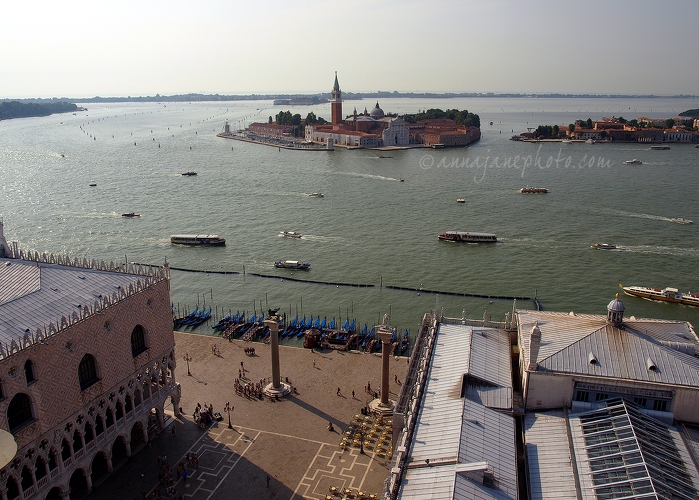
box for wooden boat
[274,260,310,270]
[591,243,616,250]
[623,286,699,307]
[121,212,140,218]
[170,234,226,246]
[438,231,497,243]
[280,231,302,238]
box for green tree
[568,123,575,133]
[627,119,638,128]
[305,112,317,125]
[552,124,559,137]
[586,118,593,129]
[665,118,675,129]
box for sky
[1,0,698,99]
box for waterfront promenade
[89,331,407,499]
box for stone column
[378,327,394,406]
[263,317,290,398]
[266,319,281,389]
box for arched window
[24,359,37,385]
[78,354,99,391]
[7,393,34,432]
[61,438,71,461]
[72,429,83,452]
[131,325,147,357]
[84,422,94,444]
[125,395,133,414]
[105,408,114,428]
[115,401,124,421]
[35,456,48,482]
[95,415,104,436]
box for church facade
[304,73,479,149]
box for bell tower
[331,71,342,125]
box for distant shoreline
[3,92,699,104]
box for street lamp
[184,353,192,376]
[224,402,233,429]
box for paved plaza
[89,331,407,499]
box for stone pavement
[88,331,408,499]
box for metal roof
[524,411,579,500]
[569,399,699,500]
[518,310,699,388]
[0,257,146,353]
[398,323,517,500]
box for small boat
[623,286,699,308]
[438,231,497,243]
[89,183,97,187]
[670,218,693,225]
[181,171,198,176]
[650,146,670,150]
[121,212,140,218]
[456,199,466,203]
[308,192,324,198]
[170,234,226,246]
[274,260,310,270]
[520,187,548,194]
[586,139,596,144]
[280,231,302,238]
[623,159,643,165]
[591,243,616,250]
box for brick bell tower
[331,71,342,126]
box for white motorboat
[280,231,302,238]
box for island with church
[217,72,482,150]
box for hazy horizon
[2,0,698,99]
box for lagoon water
[1,97,698,339]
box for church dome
[370,102,384,118]
[607,294,625,312]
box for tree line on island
[0,101,79,121]
[270,108,480,135]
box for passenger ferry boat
[520,187,548,194]
[170,234,226,246]
[438,231,497,243]
[623,286,699,307]
[274,260,310,270]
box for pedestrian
[240,360,244,370]
[395,374,398,383]
[141,472,145,483]
[182,469,188,482]
[337,387,341,396]
[313,359,316,368]
[352,390,355,399]
[266,475,270,487]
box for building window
[652,400,668,412]
[131,325,147,357]
[78,354,99,391]
[633,397,647,408]
[595,393,609,402]
[574,390,590,403]
[7,393,34,432]
[24,360,37,385]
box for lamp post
[224,402,233,430]
[184,353,192,376]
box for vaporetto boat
[622,286,699,307]
[438,231,497,243]
[170,234,226,246]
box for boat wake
[614,245,699,257]
[337,171,403,182]
[604,209,679,223]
